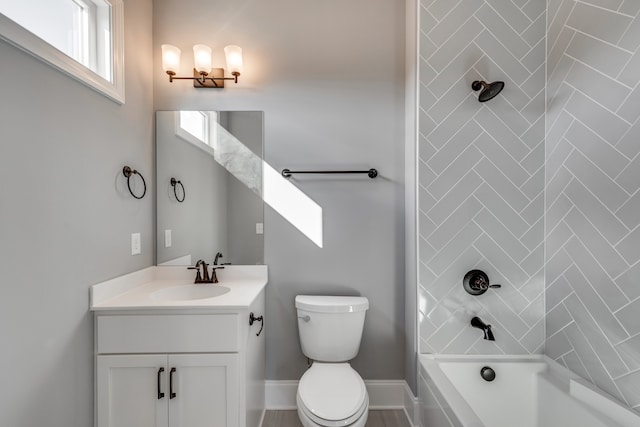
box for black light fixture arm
[166,70,239,86]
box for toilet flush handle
[298,315,310,322]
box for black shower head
[472,80,504,102]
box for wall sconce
[161,44,243,88]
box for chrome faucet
[471,316,495,341]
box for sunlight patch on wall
[263,164,323,248]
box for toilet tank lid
[295,295,369,313]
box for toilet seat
[297,393,368,427]
[297,363,368,426]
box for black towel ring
[170,177,185,202]
[122,166,147,199]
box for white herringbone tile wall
[418,0,546,355]
[545,0,640,412]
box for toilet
[295,295,370,427]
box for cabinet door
[96,355,169,427]
[168,354,239,427]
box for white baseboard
[266,379,419,425]
[366,380,409,409]
[265,380,298,410]
[403,382,420,427]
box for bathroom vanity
[90,265,267,427]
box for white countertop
[90,265,268,311]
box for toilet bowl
[295,295,370,427]
[296,363,369,427]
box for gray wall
[154,0,408,380]
[545,0,640,412]
[0,0,154,426]
[417,0,546,354]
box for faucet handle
[463,270,501,295]
[209,265,225,283]
[188,266,203,282]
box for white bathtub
[419,355,640,427]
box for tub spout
[471,316,495,341]
[485,325,495,341]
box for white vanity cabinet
[96,353,238,427]
[91,269,267,427]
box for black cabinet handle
[157,367,165,399]
[169,367,177,399]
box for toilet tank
[295,295,369,362]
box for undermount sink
[151,284,231,301]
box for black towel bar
[281,168,378,179]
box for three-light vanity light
[161,44,243,88]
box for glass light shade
[161,44,181,74]
[224,45,243,75]
[193,44,212,74]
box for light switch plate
[131,233,141,255]
[164,229,172,248]
[256,223,264,235]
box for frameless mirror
[156,111,264,266]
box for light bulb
[161,44,181,74]
[193,44,212,74]
[224,45,243,76]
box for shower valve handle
[463,270,501,295]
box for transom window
[0,0,124,103]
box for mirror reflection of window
[0,0,112,81]
[178,110,220,148]
[179,111,209,145]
